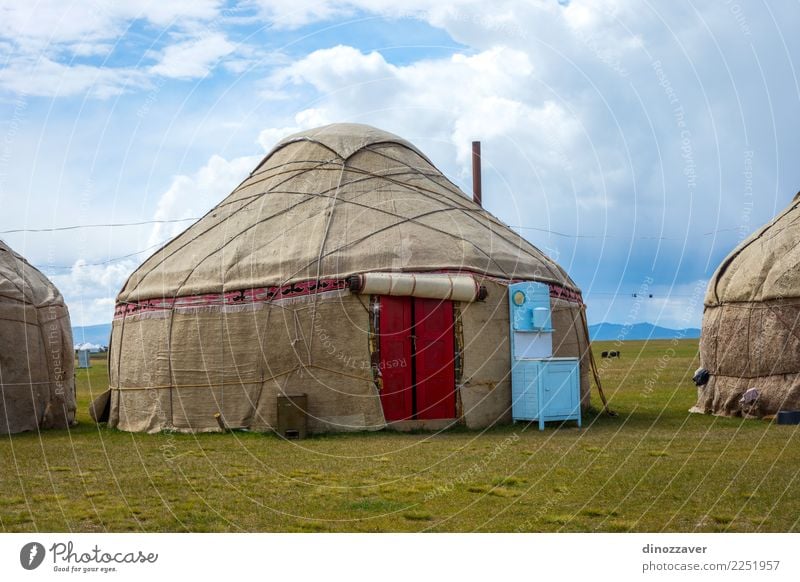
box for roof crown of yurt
[0,239,76,435]
[693,192,800,420]
[97,123,592,435]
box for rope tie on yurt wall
[220,309,225,414]
[362,145,567,282]
[453,304,465,387]
[0,313,59,324]
[711,298,800,309]
[5,255,54,410]
[711,196,800,304]
[127,158,337,290]
[2,252,40,301]
[308,159,347,362]
[34,306,56,417]
[292,309,314,364]
[301,206,512,278]
[115,308,128,400]
[712,306,720,378]
[291,309,311,364]
[305,363,373,383]
[325,162,518,278]
[355,293,370,314]
[0,380,61,387]
[765,303,800,343]
[705,301,800,378]
[745,302,753,375]
[222,159,340,206]
[166,305,177,426]
[108,361,372,391]
[109,367,299,390]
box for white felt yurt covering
[693,193,800,417]
[102,123,590,433]
[0,240,76,434]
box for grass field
[2,339,799,532]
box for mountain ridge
[588,322,700,341]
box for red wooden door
[378,295,413,421]
[413,298,456,420]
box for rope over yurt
[101,123,590,433]
[693,192,800,418]
[0,240,76,434]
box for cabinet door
[542,361,579,417]
[522,363,542,419]
[511,361,541,420]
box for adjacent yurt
[102,123,590,433]
[0,240,76,434]
[693,193,800,417]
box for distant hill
[72,323,112,347]
[589,322,700,341]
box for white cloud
[76,342,104,351]
[50,259,138,326]
[280,45,396,91]
[271,43,604,209]
[131,0,222,27]
[257,126,303,152]
[249,0,356,29]
[0,57,147,98]
[256,110,333,151]
[148,153,260,248]
[149,33,236,80]
[67,42,114,57]
[0,0,222,49]
[0,0,228,97]
[249,0,481,30]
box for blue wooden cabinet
[511,358,581,430]
[509,282,581,430]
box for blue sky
[1,0,798,328]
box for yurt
[0,240,76,434]
[101,123,590,434]
[693,192,800,417]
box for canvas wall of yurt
[693,192,800,418]
[0,240,76,434]
[101,124,590,434]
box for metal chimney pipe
[471,141,482,207]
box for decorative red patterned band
[114,278,349,319]
[548,282,583,304]
[114,273,583,320]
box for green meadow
[2,339,798,532]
